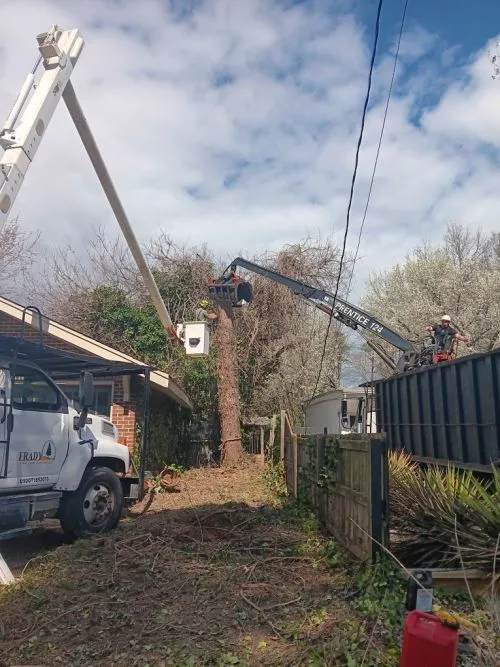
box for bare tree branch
[0,217,40,298]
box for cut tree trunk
[214,304,243,466]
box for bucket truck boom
[0,26,177,339]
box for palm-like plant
[389,452,500,570]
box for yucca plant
[389,451,500,570]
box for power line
[310,0,385,399]
[346,0,409,298]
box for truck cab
[0,358,136,540]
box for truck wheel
[59,466,123,540]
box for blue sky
[0,0,499,300]
[396,0,500,53]
[353,0,500,53]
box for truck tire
[59,466,124,540]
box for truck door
[7,363,69,489]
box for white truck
[0,361,134,545]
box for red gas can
[400,610,458,667]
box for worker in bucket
[220,265,239,284]
[425,315,469,363]
[195,299,217,323]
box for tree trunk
[214,304,243,466]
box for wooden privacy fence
[281,412,389,561]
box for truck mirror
[79,371,94,410]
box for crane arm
[62,81,175,336]
[225,257,414,355]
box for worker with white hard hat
[425,315,469,355]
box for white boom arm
[0,26,176,337]
[0,28,84,225]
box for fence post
[280,409,286,464]
[370,437,383,562]
[293,433,298,498]
[269,413,277,462]
[381,437,390,548]
[316,434,326,514]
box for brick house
[0,296,192,458]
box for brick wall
[0,311,139,455]
[110,376,138,455]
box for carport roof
[0,296,192,409]
[0,335,145,379]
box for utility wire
[346,0,409,298]
[310,0,385,399]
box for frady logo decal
[39,440,56,462]
[18,441,56,463]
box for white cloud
[0,0,499,302]
[395,24,437,61]
[422,40,500,147]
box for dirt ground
[1,520,66,577]
[0,463,492,666]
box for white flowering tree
[362,224,500,376]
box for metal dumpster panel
[375,348,500,471]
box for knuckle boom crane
[209,257,422,374]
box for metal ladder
[20,304,45,348]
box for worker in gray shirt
[195,299,217,322]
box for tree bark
[214,304,243,466]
